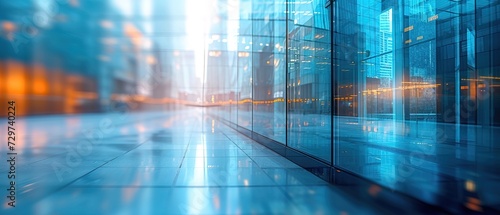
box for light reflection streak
[188,133,208,214]
[186,0,213,83]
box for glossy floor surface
[215,109,500,213]
[0,108,405,215]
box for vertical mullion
[329,0,335,167]
[285,0,289,147]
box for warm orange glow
[133,95,147,102]
[428,14,439,22]
[465,202,482,212]
[470,83,477,99]
[468,197,481,205]
[108,94,283,107]
[404,25,414,32]
[238,52,250,57]
[465,197,483,212]
[479,76,500,80]
[147,55,156,65]
[52,71,64,96]
[6,61,27,94]
[362,84,440,94]
[209,51,222,57]
[32,64,48,94]
[74,91,98,99]
[2,21,16,32]
[0,61,4,93]
[2,61,26,115]
[124,23,143,47]
[465,180,476,192]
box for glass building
[1,0,499,214]
[210,0,500,213]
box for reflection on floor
[227,109,500,213]
[1,108,401,215]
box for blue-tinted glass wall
[251,0,287,143]
[332,0,500,211]
[212,0,332,160]
[0,1,112,115]
[287,0,332,162]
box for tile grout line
[171,129,194,187]
[21,135,154,203]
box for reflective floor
[216,109,500,213]
[0,108,411,215]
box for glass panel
[251,0,287,143]
[334,0,500,210]
[287,0,332,162]
[237,8,253,130]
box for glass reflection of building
[250,0,287,142]
[1,1,103,114]
[205,0,234,105]
[212,0,500,212]
[286,0,332,161]
[333,0,500,123]
[0,0,160,114]
[330,0,500,212]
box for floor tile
[175,166,276,186]
[262,168,329,186]
[251,156,302,168]
[71,167,178,186]
[181,156,255,169]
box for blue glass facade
[211,0,500,212]
[331,0,500,212]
